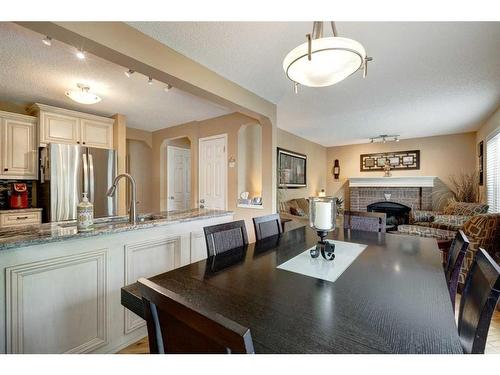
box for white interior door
[199,134,227,210]
[167,146,191,211]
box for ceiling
[130,22,500,146]
[0,22,230,131]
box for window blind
[486,131,500,213]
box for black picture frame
[277,148,307,188]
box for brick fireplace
[348,177,435,212]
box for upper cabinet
[29,104,114,149]
[0,111,38,180]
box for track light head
[124,69,135,78]
[164,84,173,92]
[76,49,85,60]
[42,36,52,46]
[148,77,153,85]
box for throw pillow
[411,210,435,223]
[290,207,305,216]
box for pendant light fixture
[65,83,101,105]
[283,21,372,91]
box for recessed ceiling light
[76,49,86,60]
[42,36,52,46]
[164,84,173,92]
[148,77,153,85]
[124,69,135,78]
[65,84,101,105]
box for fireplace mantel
[349,176,436,188]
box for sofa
[279,198,310,223]
[397,201,500,286]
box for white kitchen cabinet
[0,111,38,180]
[80,118,114,149]
[190,230,208,263]
[29,103,114,149]
[0,210,42,228]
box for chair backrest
[444,230,469,310]
[204,220,249,257]
[458,248,500,354]
[344,210,386,232]
[139,278,254,354]
[253,213,283,241]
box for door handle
[88,154,94,203]
[82,153,88,194]
[169,196,175,200]
[199,199,205,204]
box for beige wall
[476,105,500,203]
[238,124,262,198]
[277,128,327,201]
[326,132,477,208]
[152,112,273,242]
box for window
[486,131,500,213]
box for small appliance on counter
[9,183,29,209]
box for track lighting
[164,84,173,92]
[383,137,386,144]
[76,49,86,60]
[395,137,400,142]
[148,77,153,85]
[42,36,52,46]
[370,138,374,144]
[124,69,135,78]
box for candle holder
[309,196,337,260]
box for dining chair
[253,213,283,241]
[457,248,500,354]
[204,220,249,257]
[344,210,386,232]
[139,278,255,354]
[444,230,469,311]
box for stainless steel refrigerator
[39,143,117,222]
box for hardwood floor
[118,300,500,354]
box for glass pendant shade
[283,37,366,87]
[65,84,101,105]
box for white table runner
[277,240,367,283]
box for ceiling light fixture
[76,49,86,60]
[283,21,372,90]
[124,69,135,78]
[369,135,400,144]
[65,83,101,105]
[42,36,52,46]
[148,77,153,85]
[164,84,173,92]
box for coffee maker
[9,183,29,209]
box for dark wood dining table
[121,226,463,354]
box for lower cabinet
[0,214,233,354]
[123,234,189,334]
[5,250,108,354]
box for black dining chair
[139,278,255,354]
[344,210,386,232]
[444,230,469,311]
[458,248,500,354]
[253,213,283,241]
[204,220,248,257]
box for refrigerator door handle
[88,153,95,204]
[82,153,89,195]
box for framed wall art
[278,148,307,188]
[360,150,420,172]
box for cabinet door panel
[124,236,183,333]
[80,119,113,149]
[5,250,108,353]
[1,118,37,179]
[41,112,79,145]
[190,231,208,263]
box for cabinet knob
[82,142,86,145]
[77,141,80,144]
[3,168,8,171]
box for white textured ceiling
[0,22,230,131]
[130,22,500,146]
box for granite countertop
[0,208,43,213]
[0,209,233,251]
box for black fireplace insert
[367,201,411,231]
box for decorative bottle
[77,192,94,232]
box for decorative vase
[77,192,94,232]
[309,196,337,260]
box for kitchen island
[0,209,233,354]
